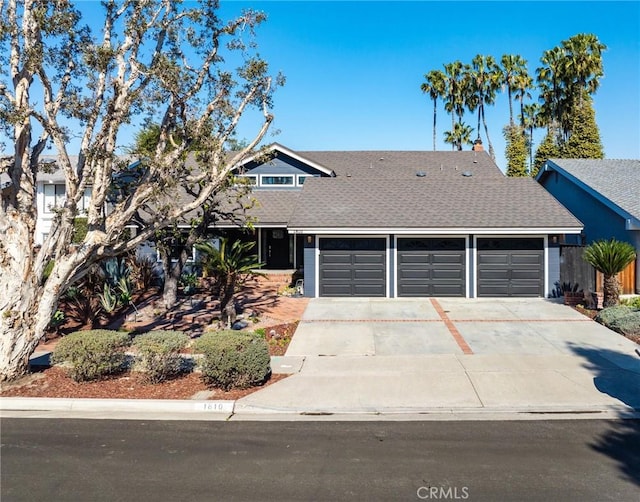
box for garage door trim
[394,235,469,298]
[316,235,390,297]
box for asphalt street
[1,419,639,501]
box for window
[260,175,294,186]
[43,184,66,213]
[81,187,92,213]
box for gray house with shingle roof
[536,158,640,293]
[233,144,583,298]
[10,144,584,298]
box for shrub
[52,330,130,382]
[595,306,636,326]
[194,330,271,391]
[621,296,640,309]
[608,311,640,337]
[132,330,190,383]
[130,254,159,290]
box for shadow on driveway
[569,342,640,486]
[568,343,640,410]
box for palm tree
[537,46,567,137]
[196,237,263,325]
[421,70,446,151]
[443,122,474,151]
[468,54,502,159]
[500,54,529,126]
[583,239,637,307]
[443,61,466,148]
[561,33,607,104]
[521,102,541,173]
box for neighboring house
[234,144,582,298]
[1,156,91,245]
[4,145,584,298]
[536,158,640,294]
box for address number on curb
[195,401,234,413]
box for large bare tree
[0,0,282,381]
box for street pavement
[2,298,639,420]
[2,419,639,501]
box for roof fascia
[233,143,335,177]
[539,160,640,227]
[286,227,583,235]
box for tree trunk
[603,274,621,307]
[432,98,437,151]
[219,274,237,326]
[1,233,69,381]
[162,253,183,310]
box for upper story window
[44,185,92,214]
[43,184,66,213]
[260,175,294,187]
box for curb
[2,397,639,421]
[0,397,234,414]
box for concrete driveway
[286,297,636,359]
[236,297,640,415]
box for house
[3,145,584,298]
[233,144,582,298]
[1,156,90,245]
[536,158,640,294]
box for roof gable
[538,159,640,221]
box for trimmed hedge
[52,330,130,382]
[132,330,190,383]
[194,330,271,391]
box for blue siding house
[536,158,640,294]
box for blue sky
[219,0,640,172]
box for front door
[266,229,291,269]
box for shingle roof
[545,159,640,220]
[244,190,299,226]
[298,150,504,179]
[288,176,582,231]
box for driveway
[286,297,637,360]
[237,297,640,415]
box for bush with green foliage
[194,330,271,390]
[621,296,640,309]
[595,306,636,326]
[132,331,190,383]
[52,330,130,382]
[608,311,640,337]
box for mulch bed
[1,367,288,400]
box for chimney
[472,137,484,152]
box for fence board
[596,260,636,295]
[559,245,595,293]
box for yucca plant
[583,239,636,307]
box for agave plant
[583,239,636,307]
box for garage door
[319,238,386,297]
[397,238,466,297]
[477,238,544,297]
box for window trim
[43,183,66,213]
[259,174,295,187]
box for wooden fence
[560,245,637,294]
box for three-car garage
[316,236,546,298]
